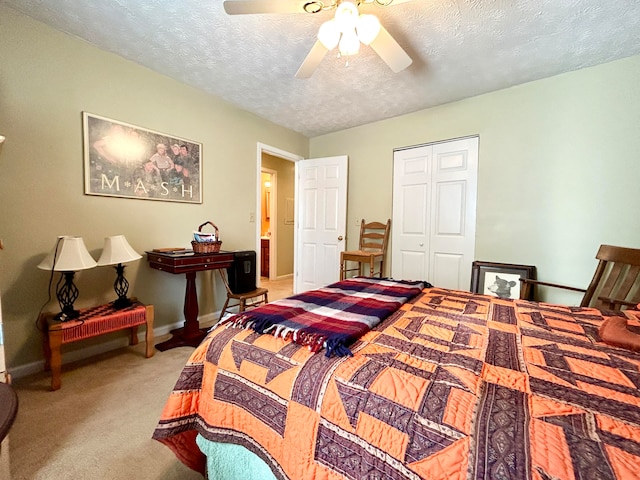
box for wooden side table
[146,250,234,350]
[41,301,154,391]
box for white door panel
[296,156,348,293]
[300,243,317,291]
[402,184,429,234]
[392,137,478,290]
[434,181,465,235]
[399,251,427,282]
[324,187,339,230]
[392,146,431,281]
[432,252,464,288]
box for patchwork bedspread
[154,287,640,479]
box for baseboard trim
[274,274,293,280]
[9,311,222,380]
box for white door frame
[256,143,304,285]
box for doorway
[255,146,348,295]
[255,143,302,296]
[260,169,275,278]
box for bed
[153,279,640,479]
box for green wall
[0,6,308,371]
[310,54,640,305]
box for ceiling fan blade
[382,0,414,5]
[223,0,309,15]
[295,41,329,79]
[363,0,414,5]
[369,24,412,73]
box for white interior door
[392,137,478,289]
[295,155,348,293]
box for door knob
[338,236,344,241]
[419,243,424,246]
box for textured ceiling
[4,0,640,137]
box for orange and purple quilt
[154,287,640,479]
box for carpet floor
[9,339,203,480]
[8,276,293,479]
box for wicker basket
[191,221,222,253]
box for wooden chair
[218,270,268,321]
[340,219,391,280]
[520,244,640,310]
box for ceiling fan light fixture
[356,14,381,45]
[334,1,359,32]
[339,29,360,56]
[303,1,325,14]
[318,19,340,50]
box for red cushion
[599,314,640,352]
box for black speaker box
[227,250,257,294]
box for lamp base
[55,308,80,322]
[111,264,133,310]
[112,296,133,310]
[56,271,81,322]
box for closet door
[392,137,478,289]
[391,146,431,282]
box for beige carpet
[8,277,293,480]
[9,340,203,480]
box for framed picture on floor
[82,112,202,203]
[470,261,536,300]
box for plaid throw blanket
[223,277,428,357]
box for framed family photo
[471,261,537,300]
[83,112,202,203]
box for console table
[41,301,154,391]
[146,250,234,351]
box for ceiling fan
[223,0,413,78]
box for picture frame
[83,112,202,203]
[470,261,537,300]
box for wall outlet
[249,212,256,223]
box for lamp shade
[356,14,381,45]
[38,236,97,271]
[334,1,358,32]
[97,235,141,266]
[339,29,360,56]
[318,19,340,50]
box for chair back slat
[585,245,640,310]
[358,220,390,252]
[616,264,640,300]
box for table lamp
[97,235,142,309]
[38,236,97,321]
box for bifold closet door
[391,137,478,289]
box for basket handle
[197,221,219,235]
